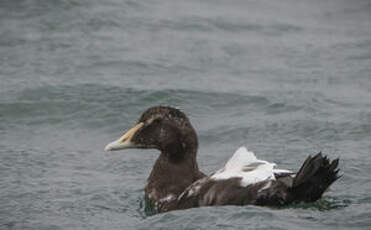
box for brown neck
[145,148,203,201]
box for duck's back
[172,147,339,211]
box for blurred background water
[1,0,371,229]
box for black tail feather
[290,153,340,203]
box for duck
[104,106,340,213]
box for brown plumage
[105,106,340,213]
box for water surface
[1,0,371,229]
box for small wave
[284,196,350,211]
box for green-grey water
[1,0,371,229]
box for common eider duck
[105,106,340,213]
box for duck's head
[104,106,198,161]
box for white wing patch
[211,146,278,187]
[273,168,293,174]
[159,194,176,203]
[178,146,292,200]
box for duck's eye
[153,118,162,124]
